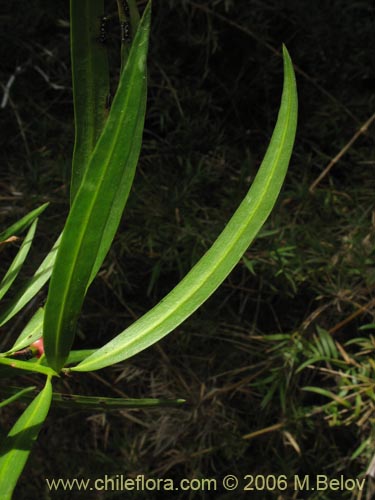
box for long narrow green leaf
[0,357,57,377]
[0,386,36,409]
[89,77,148,284]
[0,378,52,500]
[0,235,60,327]
[76,90,146,283]
[70,0,110,203]
[44,3,152,373]
[89,0,147,283]
[302,386,351,408]
[295,356,332,374]
[20,349,98,367]
[6,308,44,354]
[0,203,48,243]
[0,386,184,410]
[0,219,38,301]
[73,45,298,373]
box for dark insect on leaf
[121,21,131,43]
[99,16,109,44]
[122,0,130,17]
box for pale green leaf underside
[0,378,52,500]
[73,45,298,373]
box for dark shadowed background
[1,1,374,498]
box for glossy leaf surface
[73,45,298,372]
[0,378,52,499]
[0,357,57,377]
[44,3,151,372]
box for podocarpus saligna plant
[0,0,297,497]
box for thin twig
[5,93,32,164]
[367,454,375,479]
[242,421,284,440]
[329,296,375,335]
[1,62,30,109]
[309,112,375,193]
[154,62,184,118]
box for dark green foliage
[1,0,374,498]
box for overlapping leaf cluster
[0,0,297,496]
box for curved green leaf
[0,219,38,301]
[0,235,60,327]
[0,357,57,377]
[0,378,52,500]
[70,0,110,202]
[72,45,298,373]
[6,308,44,354]
[0,386,36,409]
[302,386,351,408]
[44,3,151,372]
[89,76,147,284]
[0,203,48,243]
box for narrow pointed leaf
[0,203,48,243]
[73,45,298,372]
[89,77,147,284]
[302,386,351,408]
[0,357,57,377]
[6,308,44,354]
[0,378,52,499]
[70,0,110,203]
[0,235,60,327]
[0,386,184,410]
[0,386,36,409]
[0,219,37,301]
[44,3,151,372]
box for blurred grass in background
[1,0,374,498]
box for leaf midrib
[0,380,51,489]
[52,45,143,361]
[78,56,294,369]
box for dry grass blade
[309,112,375,193]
